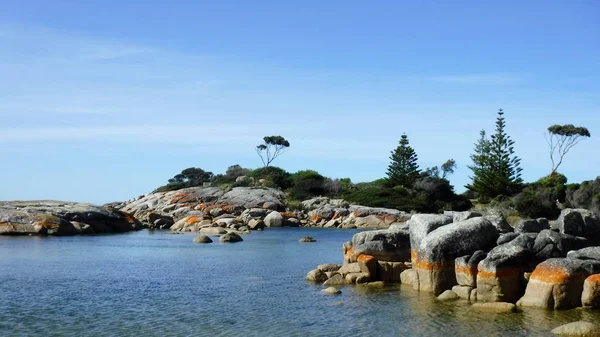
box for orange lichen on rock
[376,215,396,223]
[415,259,450,271]
[411,250,418,262]
[344,247,360,264]
[587,274,600,283]
[185,216,200,224]
[280,212,297,219]
[530,264,586,283]
[477,267,522,280]
[358,254,376,264]
[311,214,321,222]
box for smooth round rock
[321,287,341,295]
[551,321,600,336]
[437,290,459,301]
[193,235,213,243]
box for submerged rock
[299,237,316,242]
[472,302,516,313]
[219,232,243,243]
[551,321,600,336]
[321,287,341,295]
[193,235,213,243]
[306,269,328,283]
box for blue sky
[1,0,598,204]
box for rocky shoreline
[307,208,600,315]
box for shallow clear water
[1,228,598,336]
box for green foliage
[386,134,420,187]
[546,124,591,175]
[512,173,567,218]
[467,110,523,200]
[566,177,600,214]
[288,170,326,200]
[247,166,292,189]
[211,164,251,186]
[155,167,214,192]
[256,135,290,167]
[426,159,457,179]
[344,176,471,213]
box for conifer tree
[386,134,420,187]
[467,109,523,199]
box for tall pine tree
[386,134,420,187]
[467,109,523,199]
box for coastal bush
[154,167,214,192]
[247,166,292,189]
[566,177,600,214]
[211,165,252,186]
[288,170,327,200]
[512,173,567,218]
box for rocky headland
[307,208,600,315]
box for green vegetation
[546,124,591,176]
[256,135,290,167]
[466,109,523,200]
[386,134,419,187]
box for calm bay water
[1,228,598,336]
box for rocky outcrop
[517,258,600,309]
[414,217,499,295]
[408,214,453,264]
[0,200,142,236]
[346,227,411,263]
[553,208,600,245]
[514,218,549,234]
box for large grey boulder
[0,200,142,236]
[264,211,283,227]
[477,233,537,303]
[218,187,285,210]
[517,258,600,310]
[414,217,499,295]
[554,208,600,245]
[532,229,588,261]
[484,208,513,234]
[350,227,411,262]
[408,214,453,264]
[567,247,600,262]
[514,218,550,234]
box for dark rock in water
[497,232,520,245]
[219,232,243,243]
[306,269,328,283]
[414,217,499,295]
[517,258,600,310]
[567,247,600,262]
[532,229,588,261]
[514,218,549,234]
[0,200,142,236]
[193,235,213,243]
[299,237,316,242]
[553,208,600,245]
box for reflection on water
[1,229,598,336]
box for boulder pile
[308,208,600,311]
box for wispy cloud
[427,73,528,85]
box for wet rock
[400,269,415,286]
[582,274,600,308]
[323,274,346,286]
[306,269,328,283]
[199,227,227,235]
[219,232,243,243]
[299,237,316,242]
[517,258,600,310]
[452,285,474,300]
[317,264,341,272]
[338,262,361,276]
[551,321,600,336]
[377,261,407,283]
[193,235,213,243]
[472,302,516,313]
[437,290,459,301]
[321,287,342,295]
[415,217,499,295]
